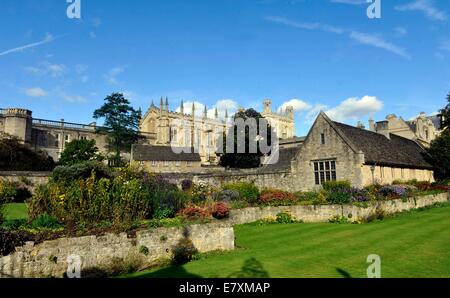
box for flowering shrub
[276,211,297,224]
[327,187,370,204]
[209,202,230,219]
[178,206,209,220]
[432,185,450,192]
[322,180,351,192]
[258,189,298,206]
[378,185,407,198]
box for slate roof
[259,146,300,173]
[332,121,433,169]
[132,145,201,162]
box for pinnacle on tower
[165,96,169,113]
[180,100,184,114]
[215,107,218,119]
[192,102,196,117]
[159,97,163,113]
[203,105,207,119]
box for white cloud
[61,93,87,103]
[25,62,66,77]
[278,99,312,113]
[47,63,66,77]
[0,33,54,57]
[395,0,447,21]
[305,104,328,124]
[264,16,344,34]
[349,31,411,59]
[24,87,47,97]
[394,27,408,37]
[265,16,410,59]
[330,0,366,5]
[106,67,125,85]
[325,96,384,122]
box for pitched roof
[332,121,432,169]
[132,145,201,162]
[259,146,300,173]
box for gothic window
[314,160,336,185]
[54,134,60,147]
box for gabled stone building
[292,112,434,189]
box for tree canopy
[440,92,450,131]
[93,93,141,165]
[58,139,103,166]
[218,108,274,169]
[0,135,55,171]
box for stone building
[368,112,443,147]
[130,144,202,173]
[293,112,434,188]
[139,98,295,164]
[0,108,111,161]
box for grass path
[3,203,28,220]
[125,203,450,278]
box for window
[54,134,60,147]
[320,133,325,145]
[65,135,70,144]
[175,161,181,167]
[80,136,87,140]
[314,160,336,185]
[187,161,192,167]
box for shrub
[0,180,32,204]
[181,179,193,192]
[171,238,198,265]
[329,215,350,224]
[31,213,62,230]
[276,211,296,224]
[378,185,407,198]
[51,161,113,183]
[0,229,29,256]
[322,180,351,192]
[222,182,260,204]
[178,206,209,220]
[209,202,230,219]
[213,189,240,203]
[327,187,370,204]
[188,183,216,204]
[258,189,298,206]
[139,245,149,256]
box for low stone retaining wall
[0,223,234,278]
[0,193,447,278]
[226,192,449,225]
[0,171,51,192]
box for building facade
[139,98,296,164]
[368,112,443,147]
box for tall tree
[93,93,141,165]
[218,108,274,169]
[440,92,450,131]
[59,139,103,166]
[425,130,450,181]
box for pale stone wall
[225,192,448,225]
[293,115,365,190]
[361,165,434,186]
[0,223,234,278]
[0,171,51,192]
[131,160,204,174]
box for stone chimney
[368,118,375,132]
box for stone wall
[225,192,449,225]
[0,171,50,192]
[0,223,234,278]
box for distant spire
[203,105,208,119]
[165,96,169,113]
[150,100,155,108]
[180,100,184,114]
[225,109,228,119]
[159,97,163,113]
[192,102,195,117]
[215,107,218,119]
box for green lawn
[126,203,450,278]
[3,203,28,220]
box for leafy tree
[0,135,55,171]
[440,92,450,131]
[218,109,274,169]
[58,139,103,166]
[93,93,142,165]
[425,130,450,181]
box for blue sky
[0,0,449,136]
